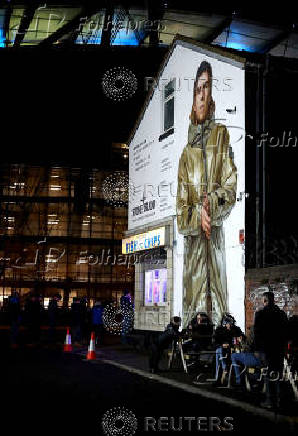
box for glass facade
[0,164,133,309]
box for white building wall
[129,40,245,330]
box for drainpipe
[262,55,270,267]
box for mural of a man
[176,61,237,327]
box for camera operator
[183,312,213,352]
[149,316,181,374]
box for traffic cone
[86,331,96,360]
[63,328,72,352]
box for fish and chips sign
[122,227,165,254]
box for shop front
[123,222,175,332]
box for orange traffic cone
[86,331,96,360]
[63,328,73,352]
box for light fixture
[102,171,128,207]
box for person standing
[71,297,85,346]
[288,315,298,368]
[79,297,88,343]
[48,293,61,344]
[25,291,43,346]
[120,290,133,345]
[120,290,132,307]
[91,301,104,346]
[253,291,288,409]
[7,290,21,348]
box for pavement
[73,343,298,421]
[1,334,298,435]
[1,346,296,435]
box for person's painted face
[194,71,211,123]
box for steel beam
[203,16,233,44]
[39,4,102,47]
[13,1,39,47]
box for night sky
[0,45,166,166]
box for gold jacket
[176,119,237,327]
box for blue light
[75,12,145,46]
[214,26,261,53]
[76,29,142,46]
[215,39,258,53]
[225,41,256,52]
[76,30,102,45]
[0,29,5,48]
[0,10,5,48]
[112,29,140,46]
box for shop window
[144,268,167,306]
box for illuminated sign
[122,227,165,254]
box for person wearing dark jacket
[8,291,21,347]
[184,312,213,351]
[214,313,244,383]
[25,291,43,346]
[120,290,132,308]
[48,293,61,343]
[71,297,86,345]
[254,292,288,364]
[288,315,298,349]
[288,315,298,370]
[287,315,298,376]
[253,291,288,409]
[120,290,133,344]
[91,301,104,345]
[149,316,181,373]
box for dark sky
[245,58,298,265]
[0,45,167,166]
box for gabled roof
[127,34,246,145]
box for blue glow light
[0,29,5,48]
[224,41,256,52]
[76,30,102,45]
[112,29,140,46]
[0,10,5,48]
[215,27,260,53]
[76,29,142,46]
[75,12,146,46]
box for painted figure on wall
[176,60,237,327]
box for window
[159,79,175,141]
[145,269,167,306]
[164,80,175,130]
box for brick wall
[245,264,298,333]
